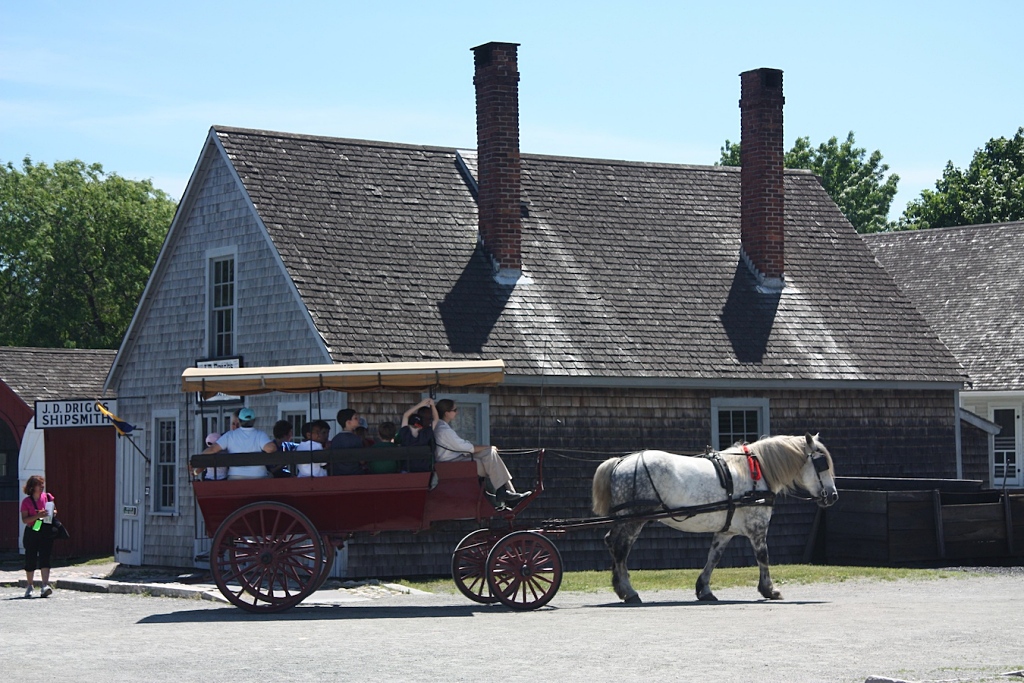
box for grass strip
[398,564,962,595]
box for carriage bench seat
[189,445,435,472]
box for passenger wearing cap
[354,416,376,447]
[329,408,364,475]
[202,407,277,479]
[202,432,228,480]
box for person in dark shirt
[395,401,437,472]
[330,408,364,474]
[368,421,400,474]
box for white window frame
[710,397,770,451]
[278,401,313,443]
[194,406,240,452]
[151,409,179,515]
[990,404,1022,487]
[206,246,237,359]
[430,392,490,445]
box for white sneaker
[23,586,33,598]
[40,585,53,598]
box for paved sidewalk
[0,558,425,604]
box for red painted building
[0,347,117,558]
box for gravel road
[2,569,1022,683]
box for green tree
[0,158,177,349]
[718,132,899,233]
[899,128,1024,230]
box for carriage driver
[433,399,530,507]
[199,407,278,479]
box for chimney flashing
[741,249,786,293]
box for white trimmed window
[153,412,178,513]
[710,398,770,450]
[209,253,235,358]
[991,407,1021,486]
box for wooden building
[104,43,965,576]
[867,221,1024,490]
[0,347,117,557]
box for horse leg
[748,529,782,600]
[695,532,734,602]
[604,520,646,604]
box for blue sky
[2,1,1021,219]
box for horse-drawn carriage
[183,359,561,613]
[184,359,839,613]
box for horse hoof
[696,592,718,602]
[624,594,643,605]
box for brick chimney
[472,41,523,284]
[739,68,785,291]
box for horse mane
[724,434,830,496]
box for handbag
[48,516,70,541]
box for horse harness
[608,447,775,533]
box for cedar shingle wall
[346,385,957,578]
[117,150,340,567]
[961,422,991,484]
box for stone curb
[5,577,428,602]
[7,577,227,603]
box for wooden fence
[825,478,1024,565]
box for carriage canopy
[181,359,505,399]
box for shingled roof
[0,347,116,405]
[215,126,963,386]
[865,221,1024,391]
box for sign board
[195,356,243,402]
[35,399,118,429]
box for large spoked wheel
[210,502,324,613]
[452,529,500,604]
[485,531,563,611]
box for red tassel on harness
[742,444,762,481]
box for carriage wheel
[313,534,337,592]
[210,502,324,613]
[451,529,500,604]
[485,531,563,611]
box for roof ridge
[213,126,818,175]
[0,347,116,355]
[212,126,461,155]
[865,220,1024,240]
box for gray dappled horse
[591,433,838,603]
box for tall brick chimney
[739,68,785,291]
[472,41,522,284]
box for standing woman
[20,475,57,598]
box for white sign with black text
[35,399,119,429]
[196,356,242,402]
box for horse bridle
[789,446,833,503]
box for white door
[992,408,1023,488]
[114,429,145,565]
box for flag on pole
[95,401,135,436]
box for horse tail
[592,457,620,516]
